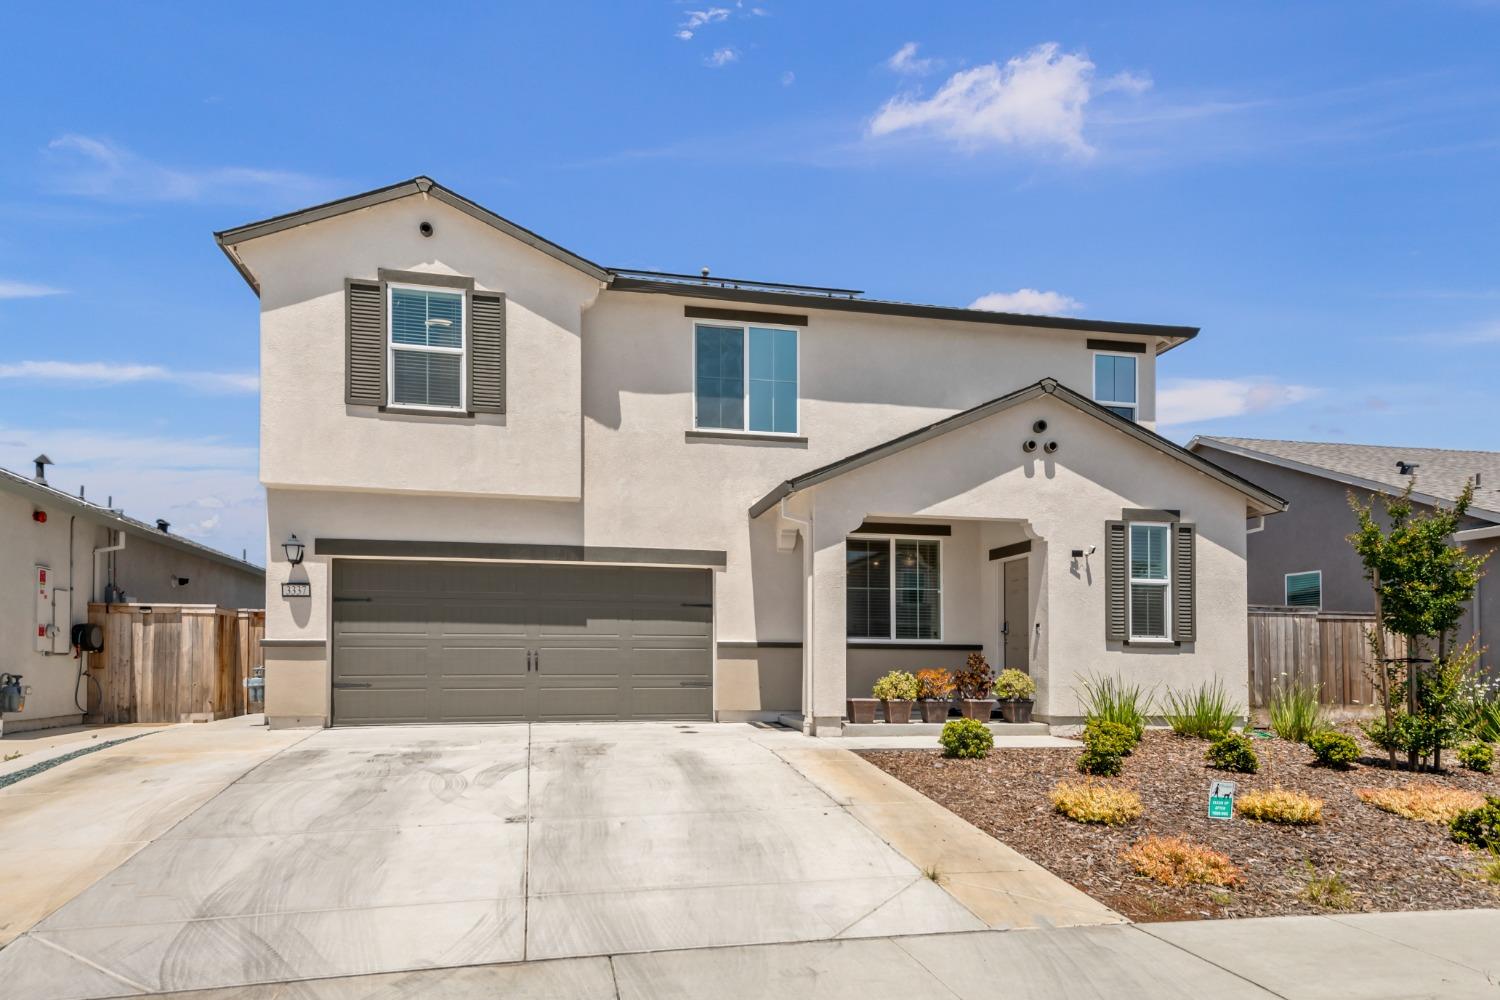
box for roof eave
[751,380,1287,519]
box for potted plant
[915,668,956,723]
[993,668,1037,723]
[846,695,878,725]
[872,670,920,724]
[953,652,996,720]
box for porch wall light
[282,534,306,566]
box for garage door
[331,560,713,724]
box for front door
[1002,558,1028,671]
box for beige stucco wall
[239,196,602,501]
[799,392,1249,726]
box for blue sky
[3,2,1497,562]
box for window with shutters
[1128,522,1170,640]
[693,322,799,434]
[389,284,465,410]
[846,536,941,641]
[1093,352,1137,422]
[1285,570,1321,609]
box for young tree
[1348,480,1487,771]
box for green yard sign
[1208,780,1236,820]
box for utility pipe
[93,528,125,604]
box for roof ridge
[1205,436,1500,457]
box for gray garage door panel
[332,560,712,725]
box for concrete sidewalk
[87,909,1500,999]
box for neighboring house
[1187,437,1499,675]
[1,460,265,734]
[216,177,1285,734]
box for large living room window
[390,284,465,410]
[1093,352,1137,422]
[694,323,798,434]
[1129,522,1170,640]
[847,537,941,641]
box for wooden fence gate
[86,603,265,724]
[1247,606,1405,715]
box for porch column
[806,524,848,736]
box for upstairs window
[1129,522,1170,640]
[1285,571,1322,609]
[1094,352,1137,421]
[846,537,941,641]
[694,323,798,434]
[390,285,464,410]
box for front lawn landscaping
[860,727,1500,921]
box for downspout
[780,496,815,735]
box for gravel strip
[860,728,1500,922]
[0,733,153,791]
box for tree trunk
[1407,634,1420,773]
[1371,571,1397,770]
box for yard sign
[1208,780,1236,820]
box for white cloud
[44,134,332,205]
[677,7,730,39]
[705,47,739,68]
[0,280,65,300]
[1102,70,1153,95]
[781,70,796,87]
[1157,378,1318,427]
[969,289,1083,316]
[0,360,257,394]
[887,42,938,76]
[868,43,1152,156]
[0,424,262,559]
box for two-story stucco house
[216,177,1285,734]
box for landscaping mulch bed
[859,729,1500,922]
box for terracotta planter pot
[881,699,914,724]
[846,698,878,725]
[960,699,996,721]
[999,699,1034,724]
[919,700,950,724]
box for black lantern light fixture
[282,534,306,566]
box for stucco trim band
[313,538,729,567]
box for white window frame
[388,282,467,413]
[1284,570,1322,610]
[1092,350,1138,422]
[1127,521,1172,641]
[845,534,944,643]
[690,320,801,436]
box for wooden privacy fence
[1247,606,1405,715]
[86,603,265,724]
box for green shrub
[1307,730,1360,769]
[1079,673,1152,742]
[1458,741,1494,774]
[1161,680,1240,740]
[1450,795,1500,851]
[1269,681,1328,743]
[1084,719,1137,756]
[872,670,919,701]
[1077,746,1124,777]
[939,718,994,759]
[1206,732,1259,774]
[993,668,1036,700]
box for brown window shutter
[1173,522,1197,643]
[1105,520,1127,641]
[469,291,506,414]
[346,279,385,406]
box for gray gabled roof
[0,466,265,576]
[214,179,1199,347]
[1189,437,1500,523]
[750,379,1288,518]
[215,177,612,294]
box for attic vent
[156,519,170,533]
[1396,461,1420,476]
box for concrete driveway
[0,720,1099,999]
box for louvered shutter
[1105,520,1127,641]
[1173,522,1197,643]
[469,291,506,414]
[346,279,385,406]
